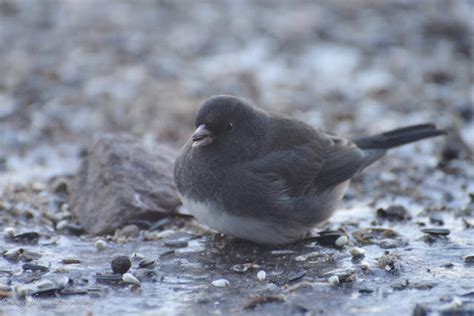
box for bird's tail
[352,124,446,150]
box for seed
[95,239,107,250]
[328,275,340,286]
[211,279,230,287]
[335,235,348,248]
[122,273,140,284]
[3,227,16,238]
[257,271,266,282]
[350,247,365,259]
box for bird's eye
[226,122,233,131]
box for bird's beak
[191,124,214,147]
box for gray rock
[69,134,181,235]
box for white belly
[180,196,304,244]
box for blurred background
[0,0,472,183]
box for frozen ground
[0,0,473,315]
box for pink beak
[191,124,215,147]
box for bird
[174,95,445,244]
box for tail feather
[352,124,446,150]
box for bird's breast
[179,195,304,244]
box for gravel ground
[0,0,473,315]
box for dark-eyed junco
[174,95,445,244]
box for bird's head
[190,95,265,160]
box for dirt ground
[0,0,473,315]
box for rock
[69,134,181,235]
[464,255,474,263]
[111,256,132,274]
[138,258,156,269]
[421,228,451,236]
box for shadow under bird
[174,95,445,244]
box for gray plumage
[174,95,445,244]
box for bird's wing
[312,135,385,191]
[249,133,385,196]
[248,142,325,197]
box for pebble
[257,270,266,282]
[3,248,41,261]
[211,279,230,287]
[122,272,140,284]
[421,228,451,236]
[22,263,49,272]
[62,258,81,264]
[94,273,123,282]
[111,256,132,274]
[328,275,340,286]
[350,247,365,259]
[138,258,156,269]
[288,270,306,282]
[335,235,348,248]
[11,232,40,243]
[3,227,16,237]
[95,239,107,250]
[464,255,474,263]
[164,239,188,248]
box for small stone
[335,235,348,248]
[95,239,107,250]
[288,270,306,282]
[22,263,49,272]
[211,279,230,287]
[464,255,474,263]
[62,258,81,264]
[421,228,450,236]
[94,273,123,282]
[164,239,188,248]
[3,227,16,238]
[328,275,340,286]
[111,256,132,274]
[350,247,365,259]
[138,258,156,269]
[11,232,40,243]
[257,271,266,282]
[122,272,140,284]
